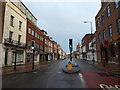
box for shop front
[108,35,120,64]
[26,49,33,63]
[34,50,40,63]
[3,46,25,66]
[26,49,40,63]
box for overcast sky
[21,0,101,54]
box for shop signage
[26,49,33,53]
[16,50,24,54]
[35,51,40,55]
[109,35,120,42]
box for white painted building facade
[87,37,97,61]
[1,1,27,67]
[80,45,87,60]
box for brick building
[44,36,53,61]
[95,1,120,64]
[53,41,58,60]
[26,19,44,63]
[81,34,94,60]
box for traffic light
[69,39,73,51]
[31,40,35,50]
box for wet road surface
[2,58,120,88]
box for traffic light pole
[31,39,35,70]
[32,49,35,69]
[69,39,73,62]
[70,50,72,61]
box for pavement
[1,59,120,77]
[81,59,120,77]
[1,61,51,76]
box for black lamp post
[14,49,17,70]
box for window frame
[101,13,105,23]
[108,25,113,37]
[19,21,22,30]
[18,35,21,43]
[32,30,35,36]
[103,30,106,41]
[28,28,31,34]
[117,18,120,34]
[97,18,100,28]
[9,31,13,40]
[106,5,110,17]
[114,0,119,8]
[10,15,14,27]
[27,40,31,47]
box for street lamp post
[14,48,17,70]
[84,21,95,64]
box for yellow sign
[109,35,120,42]
[68,64,72,70]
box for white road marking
[58,72,62,74]
[100,84,120,90]
[79,73,83,78]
